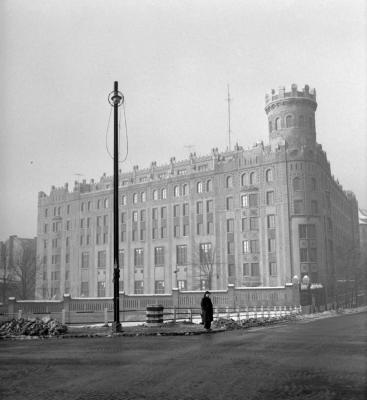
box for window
[311,200,318,214]
[97,216,102,227]
[174,225,180,237]
[44,208,48,217]
[241,195,248,208]
[80,219,84,229]
[286,115,293,128]
[268,121,272,132]
[121,195,127,206]
[241,218,246,232]
[176,245,187,265]
[206,179,213,192]
[249,193,258,207]
[241,173,248,186]
[153,189,158,200]
[227,242,234,254]
[140,229,146,241]
[87,201,91,211]
[134,248,144,267]
[243,240,249,253]
[183,203,189,216]
[140,209,146,221]
[152,208,158,220]
[119,250,124,267]
[199,243,212,264]
[228,263,235,276]
[152,228,158,240]
[161,207,167,219]
[250,217,259,231]
[206,200,213,213]
[81,202,85,212]
[197,223,203,235]
[250,240,259,253]
[103,232,108,244]
[82,252,89,269]
[293,177,302,191]
[294,200,304,214]
[86,234,90,245]
[196,201,203,214]
[251,263,260,276]
[121,212,126,224]
[104,198,109,208]
[134,281,144,294]
[268,238,276,253]
[161,188,167,199]
[267,215,275,229]
[266,191,274,205]
[133,193,138,204]
[67,220,71,231]
[44,239,47,249]
[155,280,165,294]
[154,247,165,266]
[243,263,250,276]
[207,221,214,234]
[226,196,233,211]
[178,280,187,290]
[141,192,146,202]
[44,223,48,233]
[97,251,106,268]
[299,115,305,127]
[275,117,281,130]
[96,233,101,245]
[183,184,189,196]
[300,248,308,262]
[183,224,189,236]
[132,230,138,241]
[103,215,108,226]
[80,282,89,297]
[311,178,317,191]
[197,181,203,193]
[174,186,180,197]
[227,219,234,232]
[119,281,124,292]
[87,217,91,228]
[67,205,70,215]
[265,169,274,183]
[97,281,106,297]
[132,211,138,222]
[97,200,101,209]
[160,226,167,238]
[226,176,233,188]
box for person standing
[201,291,213,330]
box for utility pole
[226,84,232,151]
[108,81,124,332]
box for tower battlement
[265,84,316,106]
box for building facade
[35,84,359,299]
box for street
[0,311,366,400]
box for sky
[0,0,366,241]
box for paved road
[0,312,366,400]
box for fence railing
[1,284,301,324]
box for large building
[35,84,359,300]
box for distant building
[35,84,359,300]
[0,235,37,302]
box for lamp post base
[112,322,122,333]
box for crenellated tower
[265,84,317,149]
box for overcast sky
[0,0,366,241]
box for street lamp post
[109,82,124,332]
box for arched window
[275,117,281,130]
[249,172,256,185]
[161,188,167,199]
[226,176,233,188]
[197,181,203,193]
[299,115,305,127]
[183,184,189,196]
[293,177,302,191]
[174,185,180,197]
[153,189,158,200]
[268,121,272,133]
[141,192,146,202]
[241,173,248,186]
[81,202,85,212]
[132,193,138,204]
[104,198,109,208]
[206,179,212,192]
[265,169,274,183]
[121,195,127,206]
[286,115,293,128]
[87,201,91,211]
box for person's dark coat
[201,294,213,329]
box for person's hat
[205,291,211,295]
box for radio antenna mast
[226,84,232,151]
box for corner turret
[265,84,317,149]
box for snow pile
[212,315,295,330]
[0,317,67,337]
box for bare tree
[191,242,217,290]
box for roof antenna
[226,84,232,151]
